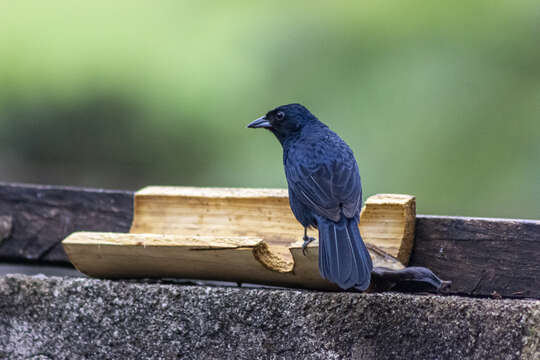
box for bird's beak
[247,116,272,129]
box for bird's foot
[302,236,316,256]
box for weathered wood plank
[0,182,132,263]
[411,215,540,298]
[1,182,539,298]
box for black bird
[248,104,373,290]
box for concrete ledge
[0,275,539,359]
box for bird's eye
[276,111,285,120]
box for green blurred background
[0,1,539,219]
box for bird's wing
[285,143,362,222]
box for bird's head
[247,103,317,143]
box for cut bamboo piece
[62,187,414,288]
[359,194,416,264]
[130,187,415,264]
[63,232,403,290]
[130,187,305,243]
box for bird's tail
[317,215,373,290]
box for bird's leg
[302,227,316,256]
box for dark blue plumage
[248,103,373,290]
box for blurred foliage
[0,1,539,218]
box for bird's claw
[302,236,316,256]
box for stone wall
[1,275,539,359]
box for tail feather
[317,216,373,290]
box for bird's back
[283,122,362,223]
